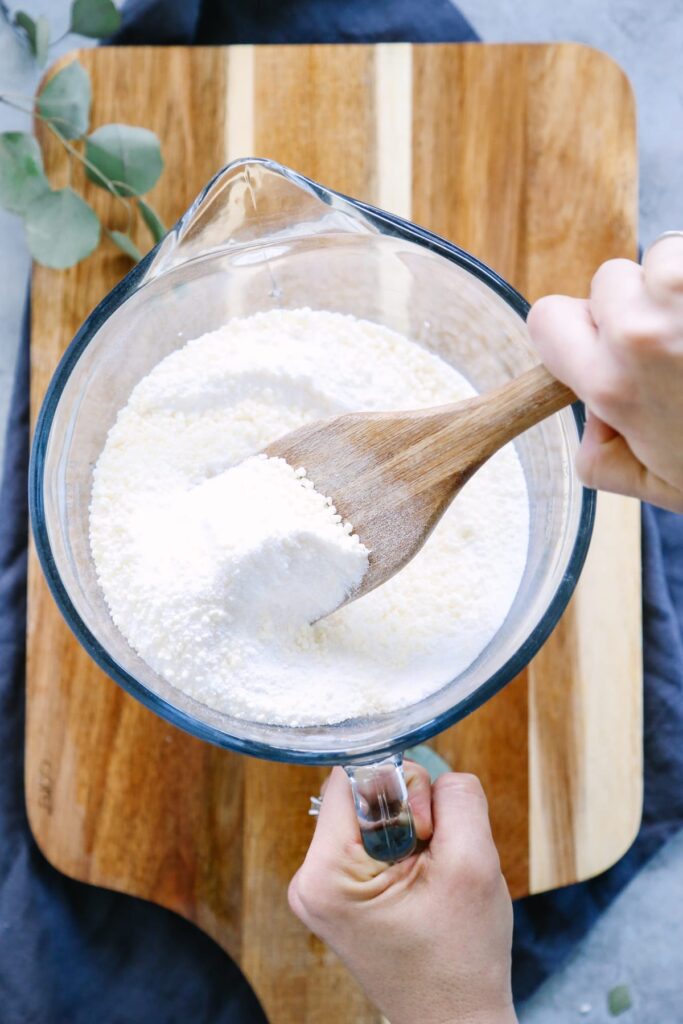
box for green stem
[44,121,134,232]
[0,93,138,236]
[0,92,86,139]
[0,94,35,115]
[49,29,70,48]
[0,90,36,101]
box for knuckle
[444,772,486,799]
[585,375,616,410]
[434,772,490,813]
[455,844,503,897]
[290,863,332,922]
[287,875,305,918]
[590,258,633,294]
[527,295,560,334]
[584,367,628,411]
[339,834,365,867]
[648,252,683,295]
[404,759,431,788]
[615,312,670,351]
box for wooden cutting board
[26,44,642,1024]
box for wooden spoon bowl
[266,363,575,609]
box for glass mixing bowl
[30,159,595,861]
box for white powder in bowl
[90,308,529,726]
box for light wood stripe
[375,43,413,218]
[226,45,255,162]
[374,43,413,351]
[529,495,643,890]
[573,494,643,880]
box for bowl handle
[344,754,417,863]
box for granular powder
[90,308,529,726]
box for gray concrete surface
[520,830,683,1024]
[1,3,682,1021]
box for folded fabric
[111,0,479,45]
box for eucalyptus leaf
[138,197,166,242]
[25,187,100,269]
[404,744,451,782]
[14,11,50,64]
[13,10,35,39]
[70,0,121,38]
[38,60,91,140]
[608,984,632,1016]
[0,132,50,214]
[108,229,143,262]
[85,124,163,196]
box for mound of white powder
[90,308,529,726]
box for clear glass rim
[28,158,596,766]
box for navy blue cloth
[111,0,478,45]
[1,1,681,1019]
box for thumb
[289,764,433,920]
[310,766,361,857]
[306,762,433,868]
[292,767,382,893]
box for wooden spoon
[265,364,575,609]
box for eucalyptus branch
[0,1,164,270]
[1,91,136,230]
[44,120,134,231]
[1,91,89,141]
[0,94,34,115]
[43,117,132,198]
[0,90,38,104]
[2,90,89,138]
[49,30,69,48]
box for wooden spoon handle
[488,362,575,427]
[463,364,576,463]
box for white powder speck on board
[90,308,529,726]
